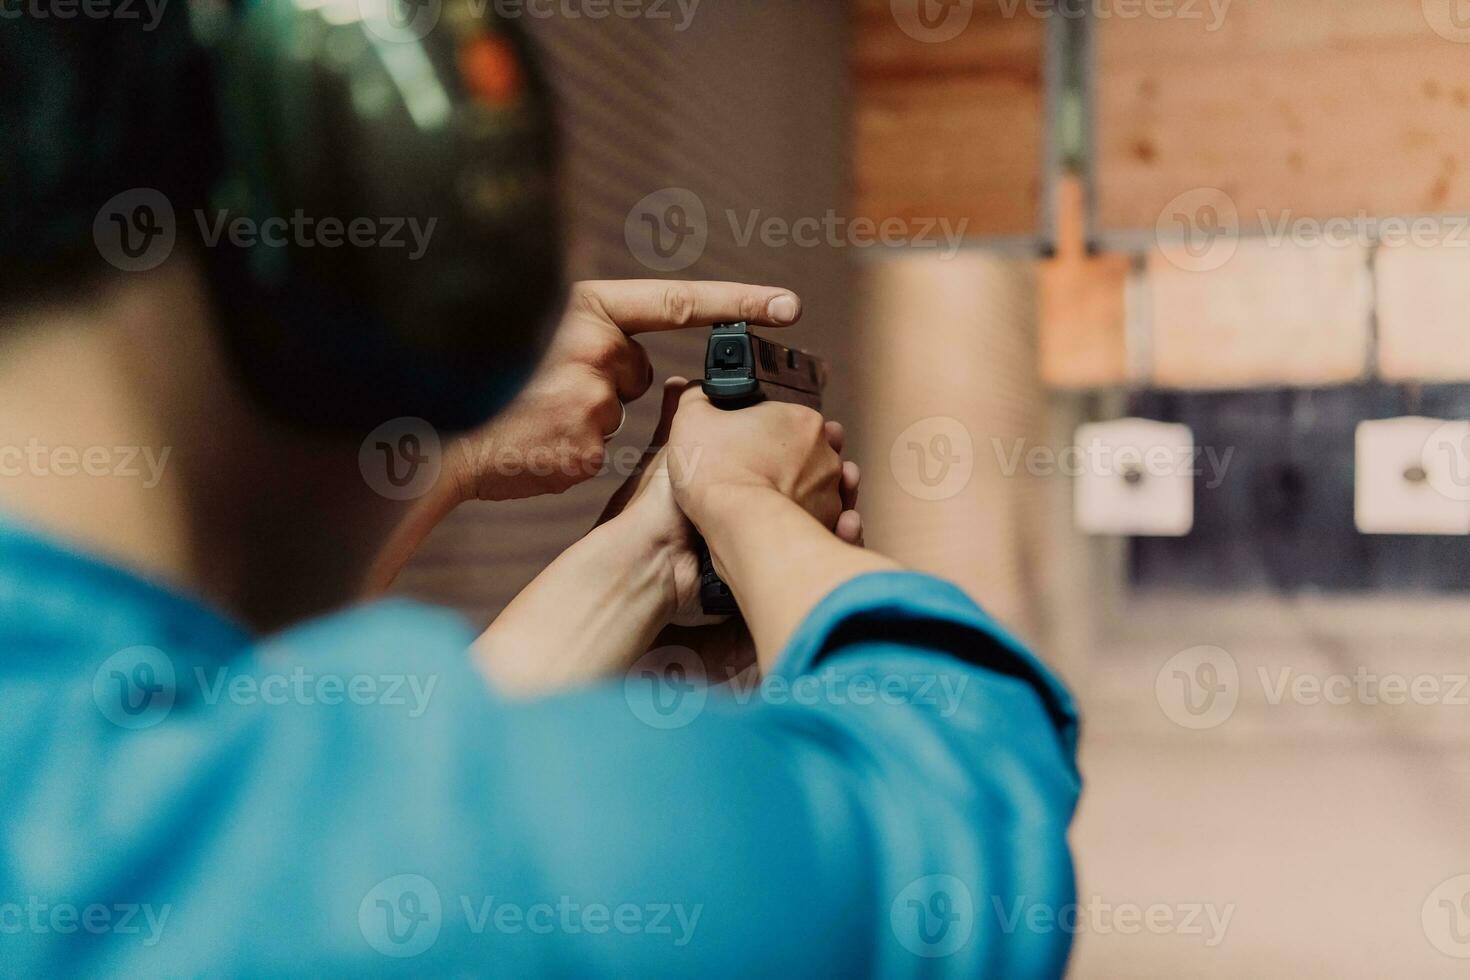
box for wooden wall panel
[1376,241,1470,381]
[853,0,1046,239]
[1146,240,1373,388]
[1096,0,1470,233]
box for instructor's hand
[448,280,803,502]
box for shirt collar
[0,515,251,671]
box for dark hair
[0,16,219,304]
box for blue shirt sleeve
[11,573,1079,978]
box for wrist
[677,481,786,543]
[682,488,898,671]
[590,503,682,623]
[476,508,680,697]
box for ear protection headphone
[203,0,565,433]
[7,2,565,434]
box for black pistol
[699,322,828,615]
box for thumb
[677,378,714,414]
[648,376,688,449]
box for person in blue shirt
[0,9,1080,979]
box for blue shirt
[0,518,1080,978]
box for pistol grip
[698,541,738,616]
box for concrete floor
[1064,597,1470,978]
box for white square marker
[1355,417,1470,535]
[1073,419,1195,537]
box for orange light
[458,33,524,108]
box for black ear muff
[0,20,220,305]
[199,0,564,433]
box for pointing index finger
[582,280,802,335]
